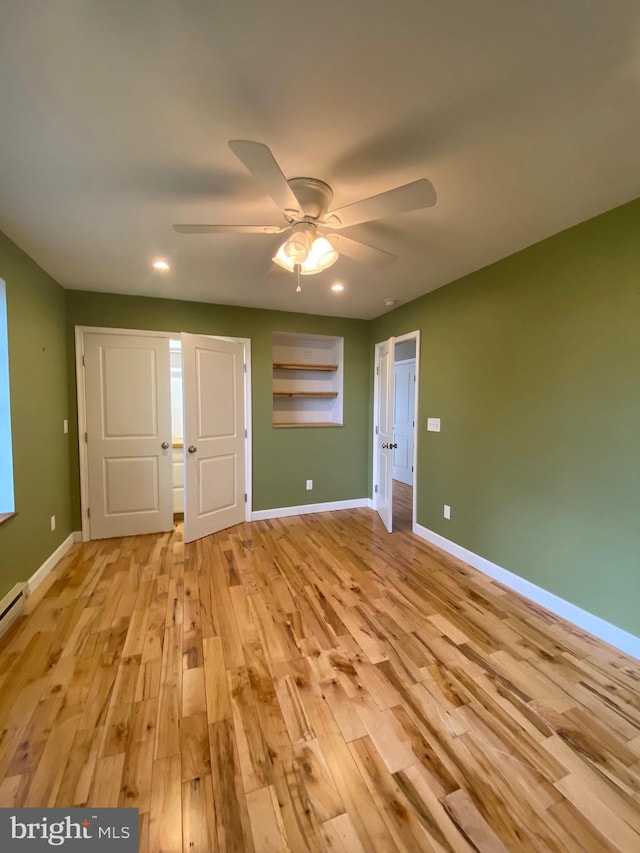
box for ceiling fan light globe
[273,233,340,275]
[282,221,315,264]
[306,236,339,272]
[272,246,295,272]
[283,238,309,264]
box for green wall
[65,291,371,527]
[372,198,640,636]
[3,196,639,641]
[0,231,72,600]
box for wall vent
[0,582,28,639]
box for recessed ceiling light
[384,298,397,307]
[331,283,344,292]
[153,259,170,271]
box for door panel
[199,455,236,512]
[85,333,173,538]
[102,346,159,436]
[197,347,237,435]
[375,339,394,532]
[103,456,159,513]
[182,334,246,543]
[393,360,416,485]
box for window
[0,279,15,516]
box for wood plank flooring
[1,507,639,851]
[392,480,413,532]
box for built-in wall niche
[272,332,344,427]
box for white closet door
[181,333,246,543]
[85,333,173,539]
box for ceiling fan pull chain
[295,264,302,293]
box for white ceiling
[1,2,639,320]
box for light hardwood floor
[392,480,413,532]
[1,507,639,851]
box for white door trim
[372,330,420,532]
[75,326,252,541]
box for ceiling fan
[173,140,437,277]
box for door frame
[372,330,420,532]
[75,325,252,542]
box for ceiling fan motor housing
[286,177,333,222]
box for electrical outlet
[63,419,69,434]
[306,479,313,490]
[427,418,441,432]
[50,515,56,531]
[443,505,451,520]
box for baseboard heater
[0,582,28,639]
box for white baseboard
[28,531,80,594]
[252,498,369,522]
[413,523,640,661]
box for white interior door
[393,360,416,485]
[374,339,394,532]
[85,333,173,539]
[182,333,246,543]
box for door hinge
[244,429,247,438]
[243,363,247,373]
[376,365,380,375]
[82,354,86,367]
[87,507,90,519]
[84,432,88,443]
[411,465,414,472]
[244,493,247,503]
[375,425,379,435]
[374,484,378,494]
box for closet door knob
[188,445,197,453]
[161,441,169,449]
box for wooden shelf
[273,391,338,398]
[273,332,343,427]
[273,363,338,372]
[273,422,342,428]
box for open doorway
[169,339,184,517]
[373,331,419,533]
[392,337,416,532]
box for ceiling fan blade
[331,233,397,269]
[173,224,287,234]
[228,140,301,214]
[327,178,436,228]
